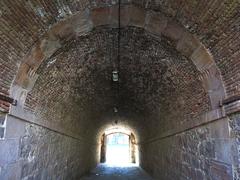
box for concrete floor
[80,164,153,180]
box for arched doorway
[106,133,130,164]
[100,130,138,165]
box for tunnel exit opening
[106,133,130,164]
[100,128,138,166]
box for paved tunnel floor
[80,164,153,180]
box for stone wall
[0,114,97,180]
[229,113,240,179]
[19,124,96,180]
[140,117,235,180]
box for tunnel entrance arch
[100,128,138,165]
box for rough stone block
[195,170,204,180]
[25,44,45,68]
[120,5,131,27]
[145,11,168,36]
[191,45,214,72]
[209,118,229,138]
[40,38,61,59]
[162,20,185,41]
[5,116,26,139]
[213,139,234,164]
[210,160,232,180]
[129,6,146,27]
[15,63,31,87]
[91,8,110,26]
[91,7,118,27]
[108,6,119,27]
[201,66,225,108]
[14,46,41,88]
[0,139,19,165]
[71,10,94,35]
[0,160,22,180]
[176,32,201,57]
[51,22,75,41]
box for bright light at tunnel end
[102,127,139,167]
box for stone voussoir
[191,45,214,72]
[176,31,201,57]
[162,20,185,42]
[144,11,168,36]
[90,6,118,27]
[128,5,147,28]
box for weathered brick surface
[133,0,240,97]
[0,0,120,112]
[24,28,117,134]
[1,0,237,102]
[24,27,210,133]
[119,28,210,129]
[0,1,231,112]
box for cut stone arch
[11,4,225,111]
[99,126,139,164]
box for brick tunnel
[0,0,239,179]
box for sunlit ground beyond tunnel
[106,133,130,166]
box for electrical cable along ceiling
[111,0,121,116]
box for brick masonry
[132,0,240,97]
[24,27,210,126]
[0,1,239,180]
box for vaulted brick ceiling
[25,26,209,121]
[0,0,239,136]
[22,26,211,140]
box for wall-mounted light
[112,71,119,82]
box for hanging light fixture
[112,70,119,82]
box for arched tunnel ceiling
[0,0,239,97]
[0,0,239,133]
[24,27,210,136]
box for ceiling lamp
[112,70,119,82]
